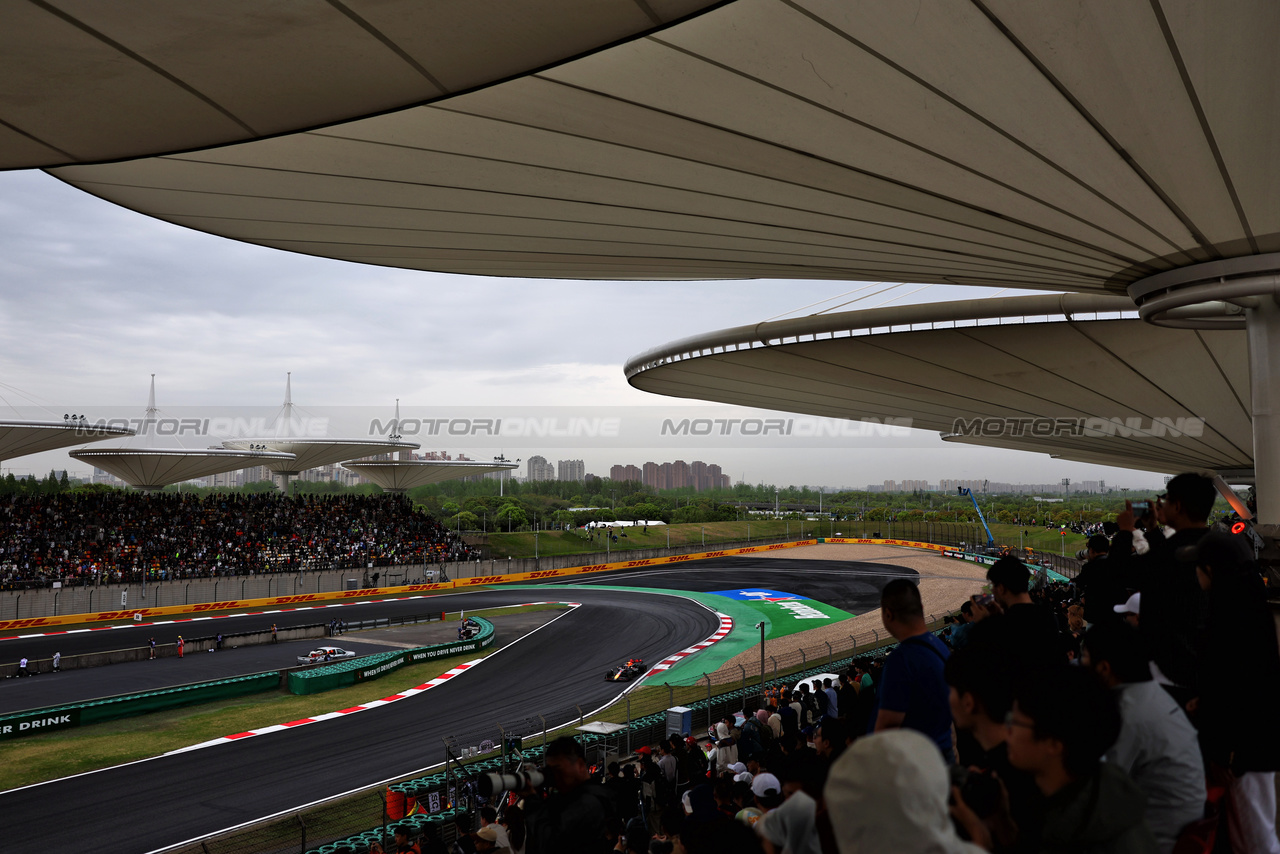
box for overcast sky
[0,169,1165,490]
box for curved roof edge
[624,293,1139,381]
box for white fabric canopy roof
[625,294,1252,475]
[342,459,518,492]
[69,447,297,490]
[45,0,1279,289]
[221,438,420,474]
[0,420,134,463]
[1,0,719,168]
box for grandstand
[0,493,476,589]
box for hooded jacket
[824,729,984,853]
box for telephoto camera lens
[477,768,545,796]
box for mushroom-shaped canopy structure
[625,293,1251,478]
[49,1,1280,290]
[68,447,297,491]
[0,420,134,463]
[2,0,720,168]
[220,438,420,475]
[342,459,519,493]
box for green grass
[0,648,491,791]
[484,520,827,559]
[988,522,1087,555]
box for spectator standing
[478,806,511,851]
[950,600,976,649]
[755,755,824,854]
[501,804,527,854]
[523,736,616,854]
[1073,534,1127,625]
[872,579,953,760]
[1188,530,1280,854]
[825,730,983,853]
[1110,473,1214,694]
[1003,668,1156,854]
[945,644,1045,853]
[1082,620,1204,853]
[971,558,1061,676]
[656,741,677,790]
[822,679,838,719]
[149,637,156,659]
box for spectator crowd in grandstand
[0,492,478,588]
[452,471,1276,854]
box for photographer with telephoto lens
[518,737,617,854]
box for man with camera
[521,737,616,854]
[1108,473,1214,698]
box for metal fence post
[539,714,548,749]
[738,664,746,697]
[872,628,879,644]
[800,648,806,670]
[825,641,833,667]
[576,704,585,734]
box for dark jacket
[524,782,616,854]
[1039,763,1158,854]
[1109,527,1207,688]
[1073,555,1129,625]
[1197,559,1280,772]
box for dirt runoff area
[713,543,987,682]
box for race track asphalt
[0,557,912,852]
[0,587,719,854]
[530,556,920,614]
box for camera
[949,765,1002,818]
[1131,501,1151,514]
[477,768,545,796]
[972,593,995,607]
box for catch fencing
[176,610,956,854]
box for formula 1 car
[605,658,645,682]
[296,646,356,665]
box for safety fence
[176,611,962,854]
[1,612,462,733]
[1,522,992,622]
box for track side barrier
[0,542,823,633]
[0,672,279,741]
[287,618,496,695]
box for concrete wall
[1,535,803,620]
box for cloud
[0,170,1162,489]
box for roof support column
[1248,296,1280,527]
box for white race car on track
[296,646,356,665]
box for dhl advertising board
[0,538,942,632]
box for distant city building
[939,479,987,493]
[557,459,585,482]
[525,455,555,482]
[611,464,642,483]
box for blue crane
[958,487,995,548]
